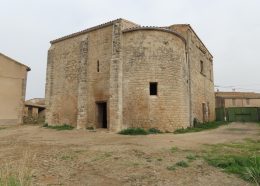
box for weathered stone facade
[45,18,215,132]
[0,53,30,125]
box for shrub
[118,128,148,135]
[147,128,162,134]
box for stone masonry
[45,18,215,132]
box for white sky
[1,0,260,99]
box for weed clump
[118,128,148,135]
[43,123,74,130]
[147,128,162,134]
[186,154,197,161]
[175,160,189,167]
[167,165,176,171]
[170,147,179,153]
[118,128,163,135]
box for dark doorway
[97,102,107,128]
[202,103,206,122]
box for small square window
[150,82,158,96]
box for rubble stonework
[45,18,215,132]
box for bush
[118,128,148,135]
[147,128,162,134]
[43,124,74,131]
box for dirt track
[0,122,259,186]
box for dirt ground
[0,122,259,186]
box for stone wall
[169,25,215,123]
[46,24,114,128]
[122,29,190,131]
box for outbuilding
[0,53,30,125]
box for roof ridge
[0,53,30,71]
[51,18,126,44]
[122,26,186,44]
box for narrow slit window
[97,60,100,72]
[200,60,204,74]
[150,82,158,96]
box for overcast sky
[1,0,260,99]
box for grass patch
[0,150,33,186]
[60,155,74,161]
[167,160,189,171]
[118,128,148,135]
[86,127,94,130]
[91,152,112,162]
[167,165,176,171]
[43,123,74,130]
[174,121,229,134]
[118,128,162,135]
[186,154,197,161]
[170,147,179,153]
[175,160,189,167]
[0,127,6,130]
[203,139,260,185]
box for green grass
[186,154,197,161]
[203,139,260,185]
[174,121,229,134]
[86,127,94,130]
[0,176,21,186]
[118,128,148,135]
[170,147,179,153]
[43,124,74,130]
[175,160,189,167]
[118,128,162,135]
[167,160,189,171]
[167,165,176,171]
[0,127,6,130]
